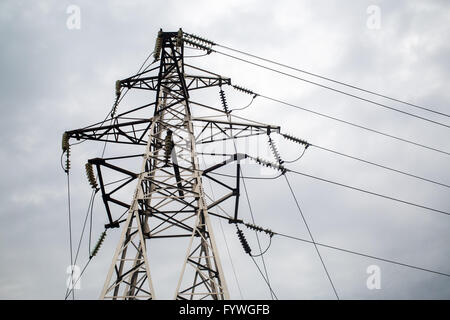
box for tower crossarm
[120,75,231,92]
[66,118,154,145]
[193,118,280,144]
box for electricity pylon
[64,29,281,300]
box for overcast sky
[0,0,449,300]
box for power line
[217,111,449,188]
[215,49,450,129]
[230,95,257,112]
[240,171,275,300]
[284,147,307,164]
[229,117,275,298]
[88,191,94,255]
[65,257,93,300]
[202,156,244,299]
[275,232,450,278]
[218,219,244,299]
[184,31,449,119]
[284,175,340,300]
[66,173,74,300]
[73,191,96,271]
[259,94,450,156]
[209,171,284,180]
[64,190,96,300]
[207,156,449,217]
[216,43,450,118]
[308,143,450,188]
[286,168,450,216]
[226,102,276,299]
[250,256,279,300]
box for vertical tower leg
[100,187,156,300]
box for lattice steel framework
[65,29,280,300]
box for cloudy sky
[0,0,449,300]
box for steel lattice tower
[65,29,280,300]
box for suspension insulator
[62,132,71,173]
[176,28,183,47]
[232,84,255,96]
[154,30,163,60]
[90,231,106,258]
[115,80,121,98]
[281,133,310,148]
[65,149,71,173]
[250,156,286,174]
[268,135,284,165]
[62,132,69,152]
[110,80,121,118]
[183,32,216,46]
[164,130,174,164]
[85,162,98,190]
[219,88,230,114]
[245,223,274,237]
[236,227,252,255]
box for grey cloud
[0,0,449,299]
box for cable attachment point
[90,231,106,258]
[219,87,230,114]
[281,133,310,149]
[164,130,174,165]
[154,29,163,60]
[232,84,257,97]
[244,223,274,237]
[85,163,98,190]
[268,135,284,166]
[236,226,252,255]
